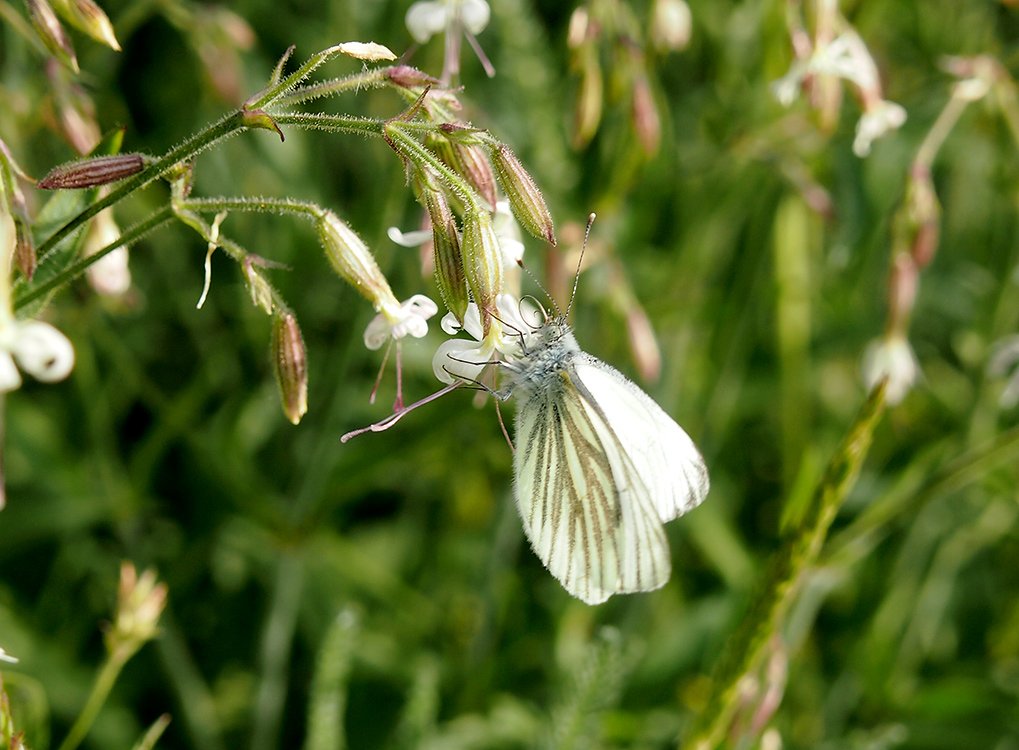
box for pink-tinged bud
[50,0,120,51]
[26,0,79,73]
[650,0,692,53]
[106,562,167,658]
[424,188,469,322]
[631,76,661,156]
[272,312,308,425]
[888,253,918,334]
[490,144,556,246]
[436,136,497,211]
[318,210,396,307]
[460,209,503,335]
[573,53,603,148]
[38,153,145,189]
[386,65,440,89]
[905,166,941,269]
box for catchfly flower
[406,0,494,81]
[432,293,536,384]
[364,294,439,350]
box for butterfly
[500,315,710,605]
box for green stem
[683,385,886,750]
[30,112,246,270]
[384,123,483,211]
[271,67,392,109]
[181,196,322,221]
[272,113,386,138]
[251,552,304,750]
[14,207,175,311]
[57,647,131,750]
[245,45,352,111]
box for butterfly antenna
[565,212,596,320]
[516,259,562,318]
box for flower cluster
[773,8,905,157]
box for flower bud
[446,139,497,210]
[490,144,556,246]
[386,65,439,89]
[461,209,503,335]
[573,52,603,148]
[631,76,661,156]
[243,261,274,315]
[424,188,469,322]
[318,210,396,307]
[272,312,308,425]
[50,0,120,51]
[26,0,78,73]
[106,563,167,658]
[38,153,145,189]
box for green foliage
[2,1,1019,749]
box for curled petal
[387,226,433,248]
[853,100,907,157]
[0,351,22,393]
[12,321,75,383]
[432,337,494,384]
[460,0,491,35]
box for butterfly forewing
[571,357,710,522]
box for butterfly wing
[513,356,708,604]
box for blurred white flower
[862,333,919,405]
[773,27,906,156]
[853,99,907,157]
[0,319,76,392]
[406,0,490,44]
[433,293,535,383]
[364,294,439,350]
[83,208,131,297]
[0,645,17,663]
[988,334,1019,409]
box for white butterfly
[499,314,710,605]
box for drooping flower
[432,293,536,384]
[862,333,920,405]
[0,319,76,392]
[364,294,439,350]
[405,0,494,81]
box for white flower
[0,319,76,392]
[432,293,536,383]
[853,99,907,157]
[0,645,17,663]
[862,334,919,405]
[406,0,490,44]
[387,225,433,249]
[988,334,1019,409]
[364,294,439,350]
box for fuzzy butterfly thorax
[501,317,580,398]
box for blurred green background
[2,1,1019,748]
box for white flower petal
[460,0,491,35]
[387,226,433,248]
[853,100,906,157]
[87,245,132,296]
[432,337,494,384]
[12,321,75,383]
[0,646,17,664]
[0,351,22,393]
[406,1,448,43]
[363,314,392,350]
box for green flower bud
[26,0,78,73]
[424,188,469,322]
[318,210,397,308]
[461,209,503,335]
[490,144,556,246]
[50,0,120,51]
